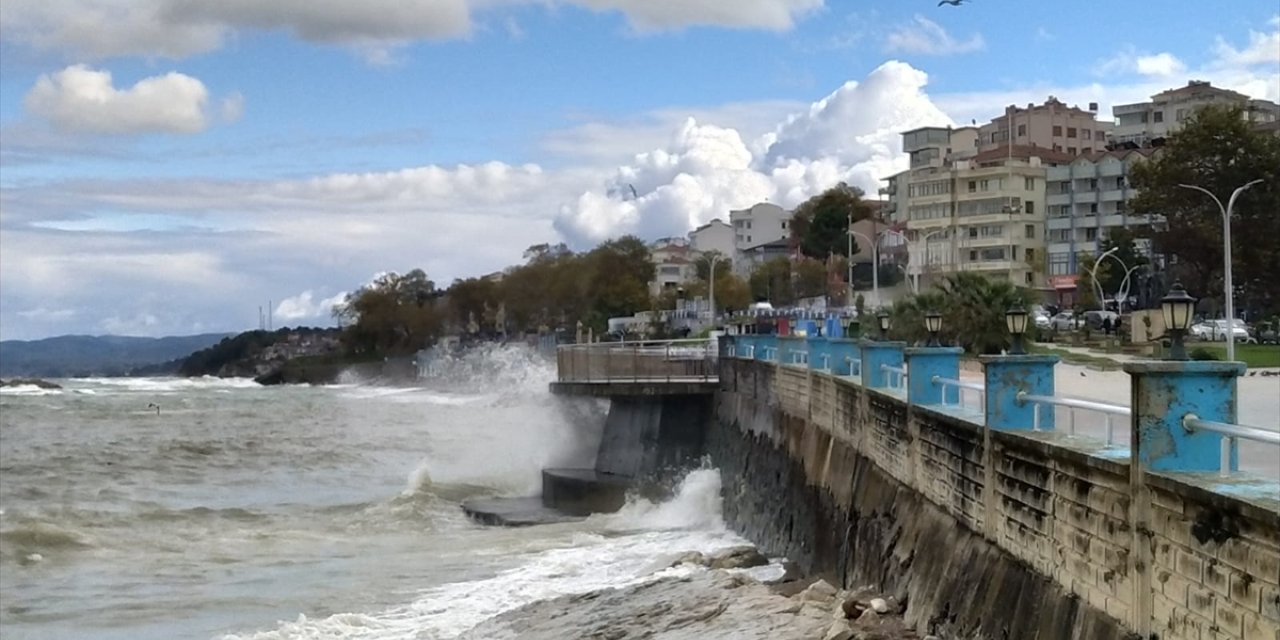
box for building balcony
[961,260,1016,272]
[906,218,953,230]
[1046,193,1071,206]
[1072,192,1098,204]
[1098,163,1124,177]
[958,235,1011,249]
[1100,189,1127,202]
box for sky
[1,1,1277,340]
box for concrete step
[541,468,634,516]
[460,496,583,527]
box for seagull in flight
[938,0,968,5]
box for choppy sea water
[0,346,750,640]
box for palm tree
[891,272,1032,354]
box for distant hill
[0,333,234,378]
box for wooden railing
[555,339,718,383]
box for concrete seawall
[709,357,1280,640]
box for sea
[0,345,756,640]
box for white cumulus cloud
[884,15,985,56]
[274,291,348,323]
[1096,47,1187,78]
[553,61,952,246]
[23,65,221,135]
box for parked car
[1250,322,1279,345]
[1048,312,1081,331]
[1033,312,1051,331]
[1206,319,1251,342]
[1083,310,1120,331]
[1189,322,1214,340]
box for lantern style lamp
[877,311,892,340]
[1006,304,1029,355]
[1161,281,1196,361]
[924,310,943,347]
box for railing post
[904,346,963,406]
[1122,361,1246,473]
[807,336,829,371]
[979,354,1059,430]
[826,339,859,376]
[858,339,905,390]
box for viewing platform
[550,338,719,396]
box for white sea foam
[221,470,743,640]
[0,385,62,396]
[74,376,263,393]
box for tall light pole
[879,228,915,293]
[1177,179,1263,361]
[849,229,878,308]
[707,253,724,327]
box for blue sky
[1,1,1277,339]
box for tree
[793,257,828,299]
[889,272,1033,354]
[580,235,654,331]
[749,257,795,306]
[790,183,874,259]
[447,277,500,333]
[693,251,730,282]
[1075,254,1100,311]
[1129,104,1280,315]
[335,269,442,355]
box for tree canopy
[335,269,442,355]
[889,272,1033,354]
[790,183,875,260]
[1129,105,1280,316]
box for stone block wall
[711,357,1280,640]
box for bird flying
[938,0,968,6]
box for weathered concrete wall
[596,395,711,478]
[711,358,1280,640]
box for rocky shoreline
[460,545,932,640]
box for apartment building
[978,97,1113,156]
[1044,149,1161,301]
[729,202,792,275]
[688,218,735,258]
[649,237,697,297]
[1111,80,1280,148]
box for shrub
[1188,347,1219,361]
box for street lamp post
[849,229,878,308]
[1177,179,1264,361]
[707,254,724,327]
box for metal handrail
[881,363,907,390]
[1183,414,1280,477]
[1019,391,1131,444]
[819,354,831,371]
[932,375,985,413]
[555,338,717,383]
[791,351,809,365]
[844,356,863,377]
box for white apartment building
[729,202,791,275]
[1044,149,1161,302]
[894,126,1070,291]
[1111,81,1280,148]
[688,218,735,259]
[649,237,697,297]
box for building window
[782,221,787,229]
[1048,229,1071,242]
[1067,127,1077,138]
[746,221,752,229]
[1025,201,1035,214]
[1089,178,1098,190]
[979,248,1007,261]
[1153,111,1164,123]
[747,236,752,243]
[1085,228,1097,241]
[1068,147,1076,155]
[1117,201,1127,213]
[968,180,977,193]
[1083,130,1092,140]
[1025,224,1036,238]
[1090,203,1098,214]
[1026,248,1036,261]
[1025,177,1035,190]
[1025,272,1034,284]
[1017,124,1026,137]
[1052,125,1063,136]
[1053,144,1062,152]
[1096,131,1106,142]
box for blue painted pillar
[807,337,831,371]
[828,339,860,376]
[980,354,1059,430]
[825,315,843,338]
[778,336,803,366]
[735,335,753,359]
[757,335,778,361]
[859,340,906,389]
[904,347,963,405]
[1123,361,1246,473]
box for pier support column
[859,341,905,390]
[980,354,1058,430]
[904,347,963,406]
[1123,361,1245,473]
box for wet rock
[761,559,803,585]
[798,578,838,604]
[824,620,855,640]
[459,570,833,640]
[869,598,889,614]
[669,551,708,568]
[707,545,768,569]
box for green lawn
[1189,342,1280,368]
[1027,345,1124,370]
